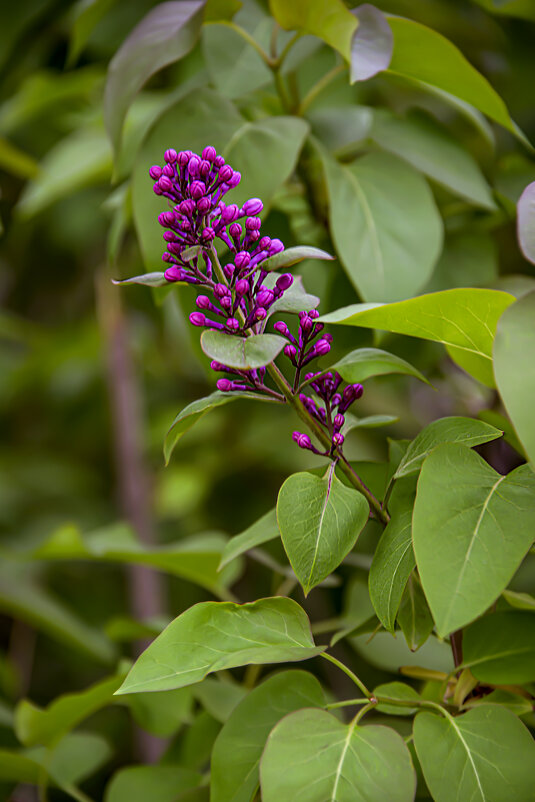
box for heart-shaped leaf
[201,331,286,370]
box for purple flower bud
[269,239,284,255]
[164,148,177,163]
[197,197,212,214]
[276,273,293,291]
[249,230,260,242]
[332,393,342,407]
[292,431,300,443]
[211,360,225,371]
[245,216,262,231]
[235,279,249,295]
[223,263,235,279]
[220,296,232,309]
[296,433,312,450]
[229,223,242,239]
[332,433,344,447]
[199,159,211,178]
[178,199,196,216]
[353,383,364,399]
[300,315,313,333]
[167,242,183,255]
[235,251,251,269]
[255,308,267,321]
[221,204,239,224]
[149,165,162,180]
[202,146,217,162]
[163,231,178,242]
[242,198,263,215]
[334,413,345,429]
[309,310,320,319]
[226,317,240,331]
[202,227,216,241]
[259,236,271,249]
[274,321,290,336]
[190,180,205,199]
[158,211,175,226]
[315,339,331,356]
[217,378,233,392]
[188,155,201,176]
[313,322,324,334]
[164,266,185,281]
[323,333,333,343]
[228,170,241,188]
[178,151,191,167]
[256,288,275,308]
[153,183,162,195]
[196,295,211,309]
[162,163,174,177]
[214,155,225,168]
[214,283,230,298]
[158,176,173,192]
[162,252,173,262]
[284,344,297,359]
[190,312,206,327]
[218,165,233,182]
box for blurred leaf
[112,271,169,287]
[473,0,535,22]
[332,347,429,385]
[425,233,498,293]
[105,766,202,802]
[127,687,194,736]
[219,507,279,569]
[200,331,286,369]
[462,611,535,684]
[503,589,535,611]
[517,181,535,264]
[202,19,272,98]
[29,731,112,788]
[211,670,325,802]
[369,509,414,633]
[331,576,375,645]
[308,106,373,154]
[192,677,246,722]
[67,0,119,66]
[104,0,206,156]
[343,413,399,432]
[350,630,453,674]
[397,576,434,651]
[494,291,535,467]
[116,597,322,694]
[414,707,535,802]
[16,128,112,219]
[350,4,393,82]
[463,689,533,716]
[370,109,496,209]
[260,246,334,272]
[320,289,515,387]
[269,0,356,57]
[394,416,503,478]
[413,444,535,636]
[374,681,421,716]
[319,146,443,302]
[203,0,242,22]
[0,136,39,178]
[260,708,416,802]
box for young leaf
[200,331,286,370]
[211,670,325,802]
[397,576,434,651]
[463,689,533,716]
[413,444,535,636]
[219,508,279,569]
[116,597,322,694]
[164,390,272,464]
[517,181,535,263]
[260,709,416,802]
[259,246,334,272]
[502,588,535,611]
[112,272,169,287]
[374,681,421,716]
[332,346,428,385]
[350,4,393,82]
[320,288,515,387]
[414,706,535,802]
[319,147,443,302]
[494,290,535,468]
[266,274,320,317]
[462,611,535,684]
[105,766,202,802]
[104,1,206,156]
[277,465,369,595]
[394,416,503,478]
[269,0,357,58]
[369,509,414,633]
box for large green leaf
[105,766,202,802]
[494,290,535,467]
[104,1,205,156]
[394,416,503,478]
[219,508,279,569]
[413,444,535,636]
[320,288,515,387]
[260,708,416,802]
[269,0,356,57]
[116,597,321,694]
[127,687,193,736]
[332,347,428,385]
[200,331,286,370]
[462,611,535,684]
[222,116,309,209]
[370,109,495,209]
[211,670,325,802]
[320,147,443,302]
[369,509,414,633]
[414,706,535,802]
[277,465,369,595]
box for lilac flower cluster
[150,145,365,455]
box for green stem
[321,652,371,698]
[217,21,272,65]
[274,31,302,68]
[326,697,370,710]
[354,702,375,725]
[298,63,348,115]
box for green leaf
[126,687,193,736]
[222,116,309,209]
[320,289,515,387]
[192,677,246,723]
[308,106,373,154]
[494,290,535,467]
[462,611,535,684]
[332,347,428,385]
[277,465,369,595]
[200,331,286,370]
[369,509,414,633]
[397,576,434,651]
[463,689,533,716]
[265,274,320,317]
[350,4,393,82]
[413,444,535,636]
[260,246,334,272]
[424,233,498,293]
[330,576,375,645]
[112,272,169,287]
[16,128,112,219]
[132,88,242,270]
[374,681,421,716]
[203,0,242,22]
[370,109,496,209]
[202,18,272,100]
[0,135,39,179]
[343,413,399,432]
[15,673,124,747]
[164,390,271,464]
[116,597,322,694]
[386,16,526,144]
[319,146,443,302]
[503,589,535,611]
[260,708,416,802]
[211,670,325,802]
[394,416,503,478]
[269,0,357,58]
[219,508,279,569]
[67,0,119,66]
[105,766,202,802]
[104,1,205,156]
[350,630,453,674]
[414,706,535,802]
